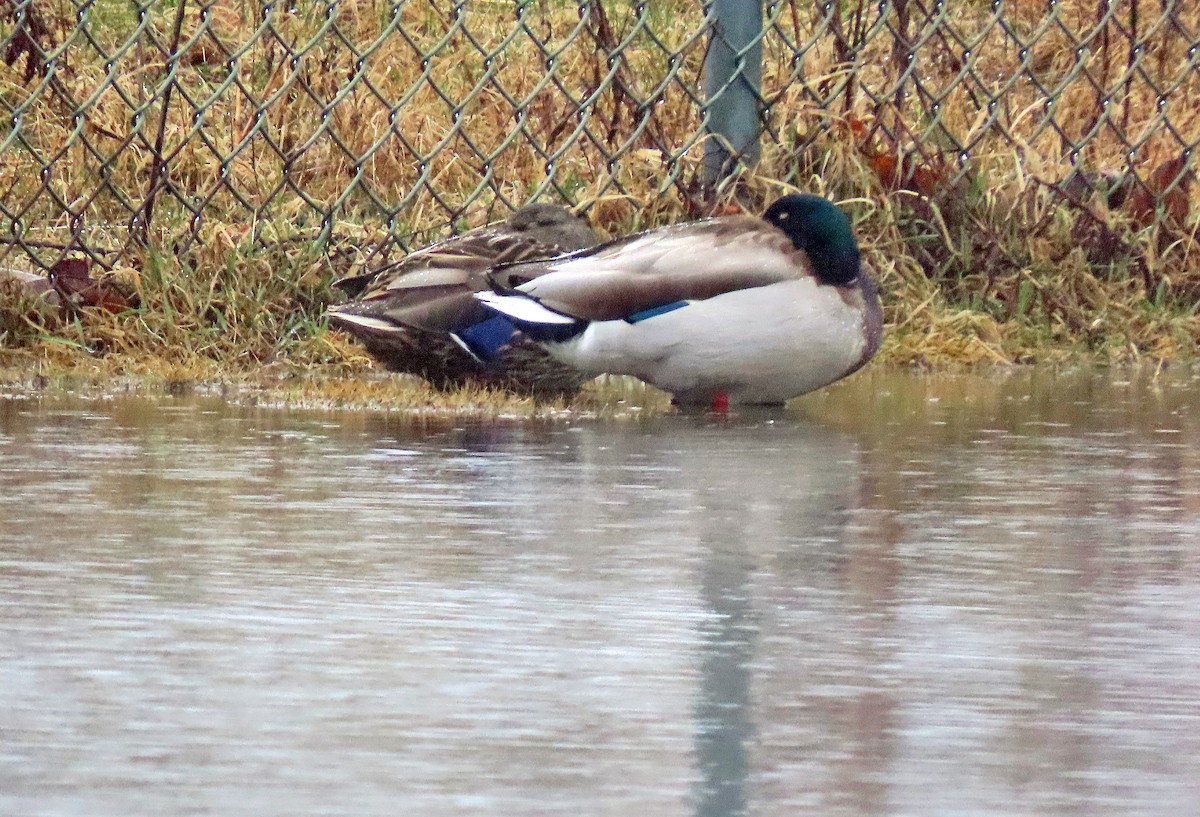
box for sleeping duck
[326,204,597,396]
[457,194,883,407]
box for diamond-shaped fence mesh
[0,0,1197,274]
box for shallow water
[2,366,1198,817]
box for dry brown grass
[0,0,1197,401]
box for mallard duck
[326,204,597,396]
[457,194,883,406]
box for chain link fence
[0,0,1197,274]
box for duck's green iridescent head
[763,194,861,286]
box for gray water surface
[2,367,1198,816]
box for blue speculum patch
[625,300,689,323]
[455,315,517,361]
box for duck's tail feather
[326,308,403,336]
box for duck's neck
[812,246,861,286]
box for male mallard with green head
[460,194,883,407]
[326,204,597,396]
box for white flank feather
[542,278,867,404]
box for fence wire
[0,0,1197,273]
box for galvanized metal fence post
[702,0,764,188]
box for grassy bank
[0,342,675,418]
[1,183,1197,414]
[1,0,1197,410]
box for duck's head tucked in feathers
[503,203,597,250]
[763,194,861,287]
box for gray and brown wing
[487,215,810,322]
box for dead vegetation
[0,0,1197,404]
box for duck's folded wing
[330,286,494,338]
[332,230,573,334]
[376,230,569,295]
[489,217,810,322]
